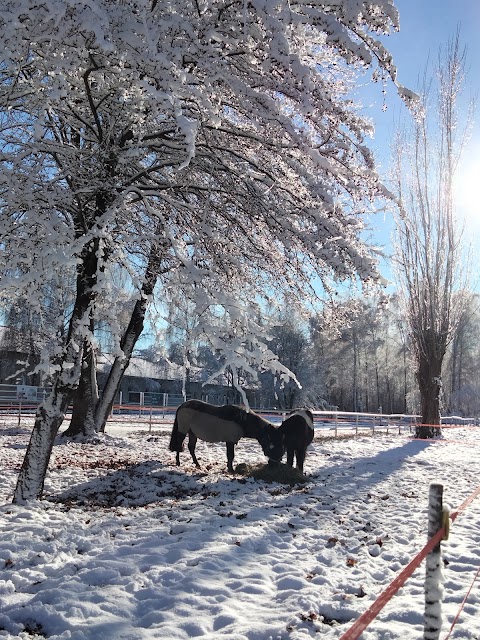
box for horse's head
[258,424,285,463]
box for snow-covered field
[1,416,479,640]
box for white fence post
[162,393,167,418]
[424,483,445,640]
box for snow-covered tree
[309,294,414,414]
[443,294,480,416]
[0,275,73,386]
[0,0,412,501]
[259,312,319,410]
[393,34,472,438]
[162,290,211,400]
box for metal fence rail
[0,383,477,431]
[0,383,49,405]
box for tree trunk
[94,295,149,432]
[69,235,164,435]
[62,347,99,438]
[95,240,163,432]
[364,360,369,412]
[13,327,85,502]
[457,338,463,410]
[450,332,458,407]
[417,353,443,438]
[13,379,79,502]
[13,236,100,502]
[352,331,358,412]
[183,351,191,400]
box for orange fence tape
[339,480,480,640]
[338,527,445,640]
[451,483,480,523]
[443,565,480,640]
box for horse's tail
[169,412,184,452]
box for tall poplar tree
[393,34,472,437]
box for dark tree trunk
[94,295,150,432]
[13,237,100,502]
[183,347,192,399]
[416,353,443,438]
[63,184,116,438]
[352,331,358,412]
[450,332,458,406]
[94,242,163,433]
[13,383,78,503]
[62,347,98,438]
[364,360,369,412]
[65,228,165,436]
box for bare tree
[266,320,310,410]
[444,294,480,415]
[393,34,473,437]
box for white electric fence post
[424,483,445,640]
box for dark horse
[278,409,314,473]
[169,399,284,472]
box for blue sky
[358,0,480,282]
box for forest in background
[3,289,479,417]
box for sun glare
[455,152,480,234]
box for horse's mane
[214,404,274,430]
[287,409,314,428]
[181,400,272,426]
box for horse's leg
[174,432,187,466]
[286,445,294,467]
[187,432,201,468]
[226,442,235,473]
[296,447,306,473]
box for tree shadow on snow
[47,438,435,509]
[310,437,435,498]
[47,459,274,508]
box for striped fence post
[424,483,445,639]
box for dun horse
[169,399,283,472]
[278,409,314,473]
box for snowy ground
[1,416,479,640]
